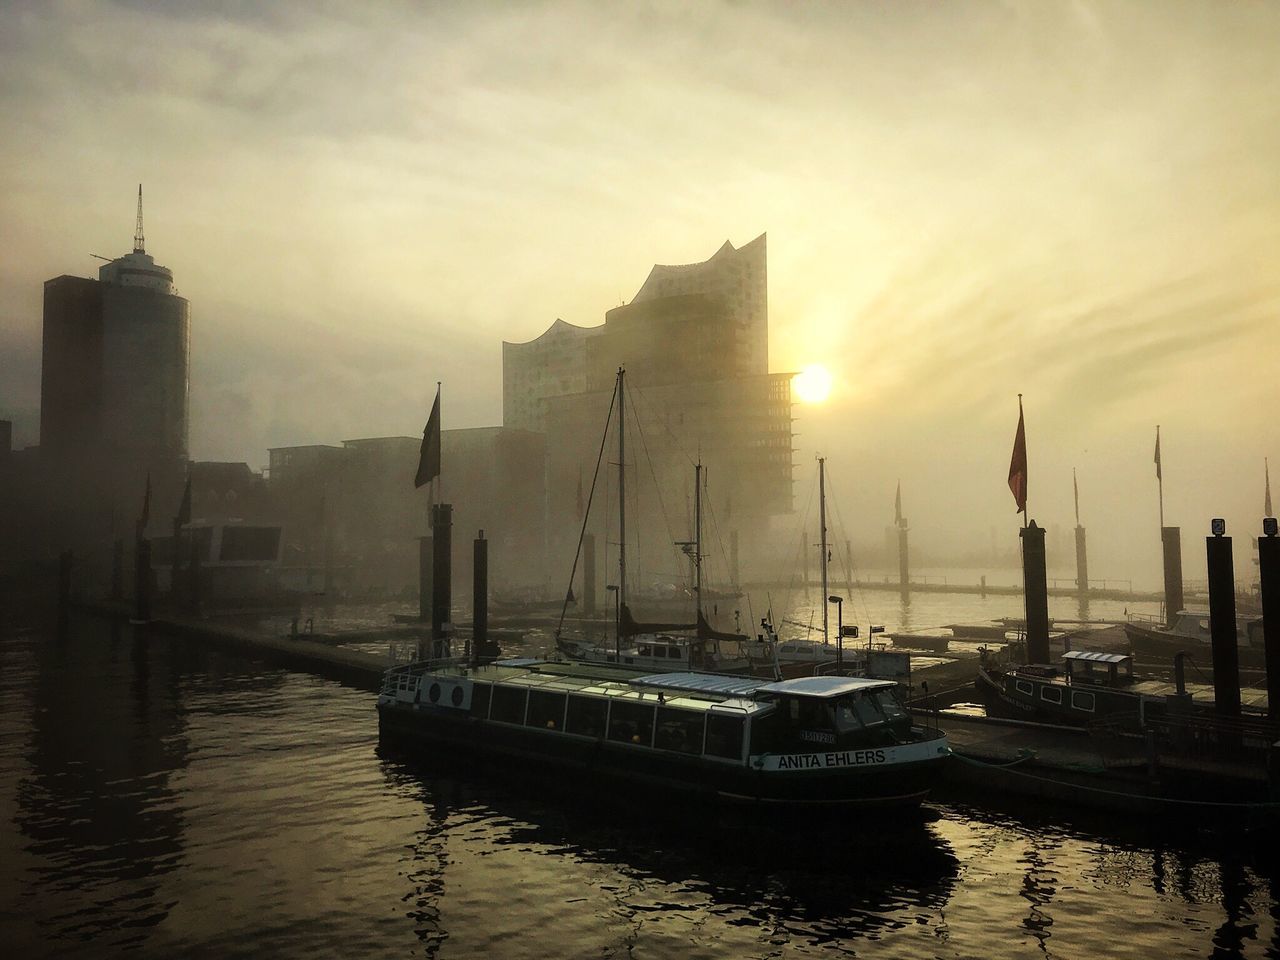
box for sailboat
[554,368,752,673]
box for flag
[894,481,902,527]
[414,384,441,488]
[1073,468,1079,525]
[1007,398,1027,514]
[1267,457,1273,517]
[565,584,576,604]
[1154,426,1162,482]
[137,472,152,535]
[175,474,192,527]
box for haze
[2,0,1277,586]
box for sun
[793,364,833,404]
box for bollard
[57,550,73,637]
[1161,527,1184,627]
[1206,522,1240,719]
[110,539,124,601]
[432,504,453,658]
[473,530,488,667]
[1021,522,1051,664]
[1258,519,1279,723]
[133,538,152,624]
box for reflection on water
[0,615,1277,958]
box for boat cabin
[1061,650,1135,687]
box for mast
[694,461,703,617]
[819,456,829,644]
[617,367,626,612]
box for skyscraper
[40,187,189,543]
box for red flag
[1007,398,1027,514]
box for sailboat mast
[819,456,829,644]
[618,368,626,612]
[694,462,702,615]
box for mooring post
[898,522,910,596]
[418,535,433,623]
[583,532,597,618]
[57,549,73,637]
[1161,527,1184,627]
[189,538,202,616]
[134,537,152,624]
[110,538,124,601]
[1257,518,1279,723]
[1075,524,1089,597]
[1021,521,1051,663]
[1206,521,1241,719]
[473,529,488,667]
[432,504,453,659]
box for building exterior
[38,192,190,552]
[502,234,792,595]
[502,318,603,433]
[266,428,547,598]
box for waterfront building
[503,234,791,592]
[38,189,189,549]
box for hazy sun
[793,364,833,404]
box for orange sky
[2,1,1277,583]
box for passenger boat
[377,658,950,807]
[1124,610,1266,668]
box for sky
[2,0,1278,586]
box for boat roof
[1063,650,1132,665]
[629,672,763,698]
[755,676,897,698]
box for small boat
[1124,609,1265,668]
[378,659,950,807]
[976,648,1269,728]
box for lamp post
[828,594,843,674]
[606,585,620,662]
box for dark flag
[565,584,576,604]
[894,480,902,527]
[414,384,441,488]
[1154,426,1162,481]
[137,472,152,536]
[175,474,192,527]
[1266,457,1273,517]
[1008,397,1027,514]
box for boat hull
[378,701,945,808]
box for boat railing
[379,656,473,696]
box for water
[3,614,1278,958]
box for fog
[2,0,1277,589]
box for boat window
[851,693,886,727]
[638,645,651,657]
[667,647,683,659]
[490,685,527,724]
[1015,680,1034,696]
[1040,686,1063,704]
[781,645,797,654]
[470,682,491,719]
[526,690,567,730]
[705,714,744,761]
[608,700,655,746]
[871,689,909,722]
[565,695,607,738]
[1071,691,1096,712]
[654,706,703,754]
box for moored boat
[378,659,950,807]
[1124,609,1266,668]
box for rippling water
[2,614,1277,958]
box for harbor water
[3,614,1277,958]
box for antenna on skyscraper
[133,184,145,254]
